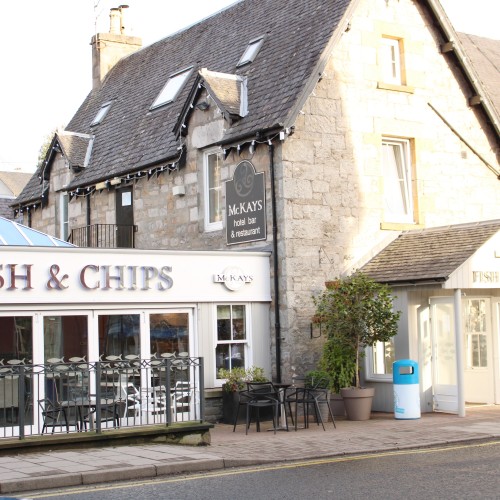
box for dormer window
[151,67,193,109]
[237,36,264,67]
[91,102,112,126]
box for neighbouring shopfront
[361,221,500,416]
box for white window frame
[58,191,69,241]
[464,298,489,369]
[365,339,395,382]
[214,304,251,386]
[151,67,193,109]
[237,36,264,67]
[380,37,402,85]
[203,148,223,232]
[382,137,414,224]
[91,101,112,126]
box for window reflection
[99,314,140,358]
[150,313,189,356]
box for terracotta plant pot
[340,387,375,421]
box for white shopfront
[0,246,272,389]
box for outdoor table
[273,383,291,431]
[61,397,118,431]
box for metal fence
[0,356,204,439]
[69,224,137,248]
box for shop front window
[150,312,189,356]
[0,316,33,363]
[465,299,488,368]
[370,339,395,377]
[215,305,247,377]
[43,315,87,362]
[98,314,140,358]
[0,316,33,427]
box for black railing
[69,224,137,248]
[0,356,204,439]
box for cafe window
[150,312,189,357]
[43,315,87,362]
[215,305,247,378]
[0,316,33,363]
[98,314,140,358]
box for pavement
[0,405,500,496]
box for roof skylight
[91,101,112,126]
[237,37,264,67]
[151,67,193,109]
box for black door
[115,186,134,248]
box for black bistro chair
[285,376,336,431]
[38,398,69,434]
[243,382,280,435]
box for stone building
[13,0,500,416]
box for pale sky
[0,0,497,173]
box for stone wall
[275,0,500,380]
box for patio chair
[244,382,280,435]
[171,381,192,421]
[38,398,69,434]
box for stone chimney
[91,5,142,90]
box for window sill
[364,375,393,383]
[377,82,415,94]
[380,222,423,231]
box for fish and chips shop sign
[225,160,266,245]
[0,247,271,304]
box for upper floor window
[382,137,415,224]
[237,36,264,67]
[204,149,223,231]
[91,102,112,126]
[151,67,193,109]
[380,37,403,85]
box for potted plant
[317,338,357,416]
[313,272,401,420]
[218,366,267,424]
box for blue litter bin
[393,359,420,419]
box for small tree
[313,272,401,389]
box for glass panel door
[430,298,457,413]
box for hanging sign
[225,160,267,245]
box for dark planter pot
[222,391,245,425]
[340,387,375,421]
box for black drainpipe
[269,142,282,383]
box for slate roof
[360,220,500,285]
[15,0,353,205]
[457,33,500,114]
[15,0,500,209]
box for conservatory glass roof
[0,217,74,247]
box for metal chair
[244,382,280,435]
[38,398,69,434]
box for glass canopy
[0,217,74,247]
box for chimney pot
[109,8,120,34]
[119,5,129,35]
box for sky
[0,0,498,173]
